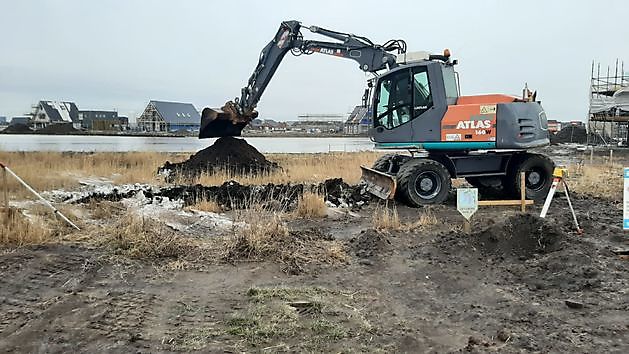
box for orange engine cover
[441,103,498,143]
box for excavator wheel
[505,153,555,201]
[371,154,411,175]
[465,176,507,199]
[396,158,451,206]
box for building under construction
[588,60,629,145]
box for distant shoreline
[0,130,368,138]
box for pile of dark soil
[1,123,32,134]
[348,229,392,259]
[160,137,279,179]
[74,178,373,210]
[36,123,79,134]
[74,181,304,210]
[550,126,587,144]
[474,214,564,260]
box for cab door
[372,63,446,144]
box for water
[0,134,374,153]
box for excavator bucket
[360,165,397,200]
[198,101,258,138]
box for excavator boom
[199,20,404,138]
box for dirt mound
[1,123,32,134]
[550,126,587,144]
[160,137,279,179]
[348,229,392,259]
[474,214,564,259]
[36,123,79,135]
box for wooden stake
[520,171,526,212]
[463,219,471,234]
[478,200,533,206]
[590,146,594,164]
[609,149,614,168]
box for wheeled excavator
[199,20,554,206]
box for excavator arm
[199,20,406,138]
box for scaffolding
[588,59,629,145]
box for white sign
[624,168,629,229]
[457,188,478,221]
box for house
[30,101,80,129]
[10,116,31,126]
[344,106,370,135]
[79,110,119,130]
[0,116,6,125]
[137,100,200,132]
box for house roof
[151,100,200,124]
[346,106,369,124]
[40,101,79,123]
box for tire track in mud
[0,246,103,351]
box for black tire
[506,153,554,201]
[465,176,507,199]
[372,154,411,175]
[396,159,451,206]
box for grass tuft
[372,204,401,232]
[294,192,327,218]
[224,210,346,274]
[101,215,192,259]
[0,208,52,246]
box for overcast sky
[1,0,628,122]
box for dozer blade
[198,101,258,138]
[360,165,397,200]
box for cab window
[412,67,432,117]
[375,66,433,130]
[375,70,411,129]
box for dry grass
[195,152,380,186]
[372,204,401,232]
[0,151,187,199]
[186,199,223,213]
[294,192,327,218]
[407,208,438,230]
[225,209,346,274]
[101,215,192,259]
[569,163,622,201]
[0,207,53,245]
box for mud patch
[160,137,279,179]
[474,214,564,260]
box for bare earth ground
[1,149,628,353]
